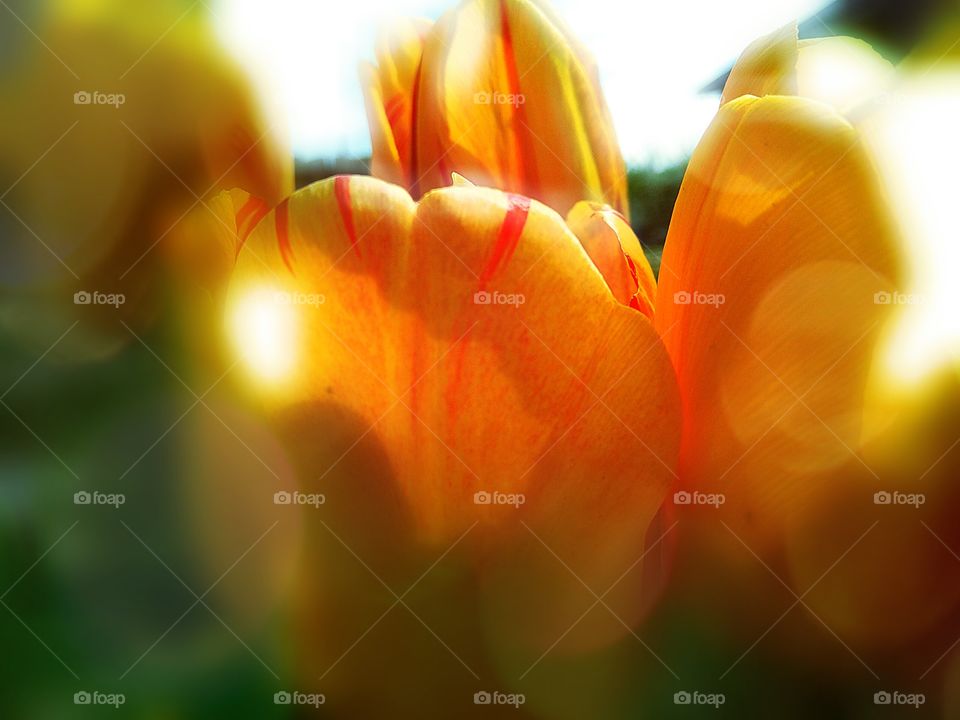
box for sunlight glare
[230,286,298,384]
[796,37,894,113]
[867,73,960,384]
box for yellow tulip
[712,20,960,657]
[655,93,903,552]
[0,0,292,353]
[720,22,895,115]
[362,0,629,218]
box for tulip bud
[362,0,628,218]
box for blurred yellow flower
[0,0,292,353]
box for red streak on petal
[444,325,474,428]
[334,176,362,260]
[234,196,269,255]
[499,0,541,199]
[629,292,655,319]
[275,198,295,274]
[384,92,405,131]
[408,325,425,418]
[409,60,424,197]
[478,193,531,289]
[624,253,641,288]
[235,196,262,229]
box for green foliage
[626,162,687,250]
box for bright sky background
[214,0,832,167]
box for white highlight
[868,73,960,383]
[230,286,298,383]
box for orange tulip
[713,21,960,659]
[212,93,902,636]
[655,93,903,551]
[202,6,908,671]
[361,0,628,218]
[213,175,679,653]
[221,174,679,544]
[214,8,904,617]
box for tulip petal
[412,0,627,217]
[361,62,405,187]
[655,96,903,546]
[722,24,894,116]
[566,201,656,317]
[170,188,273,294]
[226,176,680,646]
[721,22,799,106]
[362,18,433,187]
[230,176,678,533]
[451,172,476,187]
[198,75,294,207]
